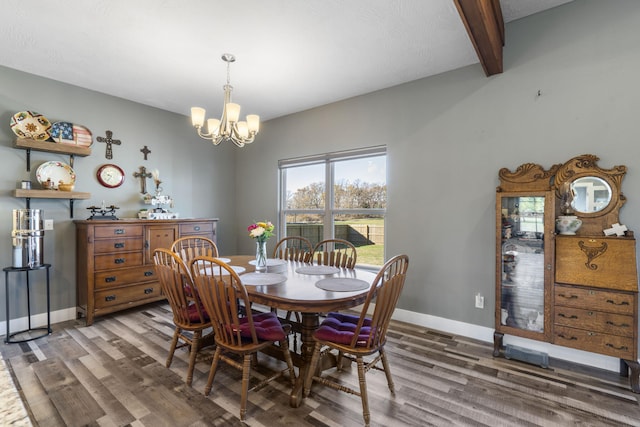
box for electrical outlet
[475,293,484,309]
[44,219,54,230]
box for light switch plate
[44,219,54,230]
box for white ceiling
[2,0,572,122]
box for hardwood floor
[1,302,639,426]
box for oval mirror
[571,176,612,214]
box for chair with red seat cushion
[190,255,296,421]
[154,248,213,386]
[303,254,409,427]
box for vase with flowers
[248,221,274,272]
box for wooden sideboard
[74,218,218,325]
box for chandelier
[190,53,260,147]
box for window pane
[334,214,384,266]
[284,213,323,247]
[285,164,325,209]
[333,156,386,209]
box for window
[279,146,386,267]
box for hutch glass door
[497,192,552,339]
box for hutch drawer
[553,325,635,359]
[93,237,143,254]
[94,224,144,239]
[94,253,144,271]
[554,285,636,315]
[94,283,163,310]
[553,306,634,337]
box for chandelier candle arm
[190,53,260,147]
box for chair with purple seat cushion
[190,255,296,421]
[154,248,213,386]
[311,238,357,269]
[303,254,409,427]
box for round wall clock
[96,164,125,188]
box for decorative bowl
[556,215,582,235]
[10,111,52,140]
[57,182,74,192]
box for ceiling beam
[453,0,505,76]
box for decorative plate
[10,111,52,140]
[50,122,74,143]
[36,161,76,190]
[73,124,93,147]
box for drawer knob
[606,343,629,351]
[557,293,578,300]
[114,242,125,248]
[114,229,125,235]
[606,320,630,328]
[105,276,116,283]
[558,313,578,319]
[144,271,154,277]
[557,334,577,341]
[105,295,116,302]
[115,258,125,264]
[194,226,201,231]
[606,299,629,306]
[144,288,153,294]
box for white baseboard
[392,307,625,373]
[0,307,76,341]
[0,305,628,373]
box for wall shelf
[13,138,91,171]
[12,189,91,219]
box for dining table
[223,255,378,407]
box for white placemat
[241,272,287,286]
[198,265,246,275]
[295,265,340,275]
[215,257,231,263]
[248,258,287,267]
[315,277,370,292]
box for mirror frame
[553,154,627,235]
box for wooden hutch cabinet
[75,218,217,325]
[494,155,639,393]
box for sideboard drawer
[94,237,143,254]
[179,221,215,235]
[94,266,156,289]
[554,306,635,337]
[553,325,635,359]
[94,253,143,271]
[554,285,635,315]
[94,225,144,239]
[94,283,162,310]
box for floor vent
[505,344,549,368]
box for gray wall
[0,66,238,320]
[234,0,640,334]
[1,0,639,367]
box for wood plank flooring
[1,302,639,426]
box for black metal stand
[4,264,52,343]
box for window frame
[278,146,387,267]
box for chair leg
[356,356,371,427]
[303,342,322,397]
[379,347,395,395]
[240,354,252,421]
[166,328,180,368]
[186,330,202,386]
[204,347,222,396]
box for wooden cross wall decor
[140,145,151,160]
[97,130,122,159]
[133,166,153,194]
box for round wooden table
[226,255,378,407]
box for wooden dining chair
[153,248,213,386]
[272,236,313,263]
[170,236,219,263]
[189,255,296,421]
[312,238,357,268]
[303,254,409,427]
